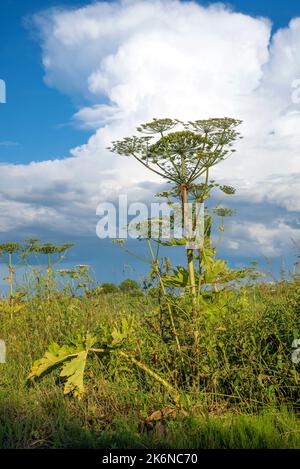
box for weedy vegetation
[0,118,299,449]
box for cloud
[0,0,299,259]
[245,174,300,212]
[224,220,300,258]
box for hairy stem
[147,240,183,358]
[8,252,13,298]
[91,347,180,404]
[181,185,197,309]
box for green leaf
[28,343,76,380]
[164,266,189,288]
[28,335,98,399]
[60,351,88,399]
[111,318,131,346]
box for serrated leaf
[111,319,130,346]
[28,335,98,399]
[164,266,189,288]
[60,350,88,399]
[84,334,98,349]
[28,343,76,380]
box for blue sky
[1,0,299,163]
[0,0,94,163]
[0,0,299,283]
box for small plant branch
[181,185,197,310]
[91,347,180,404]
[147,240,183,358]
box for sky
[0,0,300,284]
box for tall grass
[1,274,299,448]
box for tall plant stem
[8,253,13,298]
[91,347,181,405]
[46,252,52,296]
[181,185,197,310]
[118,350,181,404]
[47,253,51,273]
[147,240,183,358]
[197,168,209,301]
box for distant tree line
[100,278,142,295]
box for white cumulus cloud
[0,0,299,259]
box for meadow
[1,118,299,449]
[0,264,299,449]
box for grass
[1,401,300,449]
[1,116,298,449]
[0,276,300,449]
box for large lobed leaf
[28,343,77,380]
[28,335,97,399]
[60,350,88,398]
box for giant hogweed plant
[110,118,250,320]
[29,117,256,403]
[0,240,75,316]
[0,242,26,318]
[109,117,242,308]
[0,242,22,293]
[22,240,74,297]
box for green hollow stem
[147,240,183,358]
[181,185,197,310]
[8,252,13,298]
[91,347,180,404]
[197,168,209,301]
